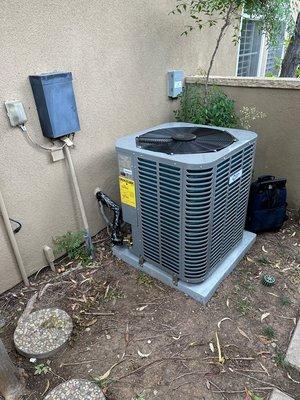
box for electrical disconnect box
[29,72,80,139]
[167,70,184,98]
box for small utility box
[29,72,80,139]
[167,70,184,99]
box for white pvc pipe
[0,189,29,286]
[63,146,90,233]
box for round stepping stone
[44,379,105,400]
[14,308,73,359]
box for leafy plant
[274,351,289,369]
[256,256,270,266]
[262,325,276,340]
[236,298,251,315]
[279,295,292,306]
[175,86,239,128]
[54,230,91,264]
[239,106,266,130]
[137,272,154,287]
[133,394,146,400]
[34,363,51,375]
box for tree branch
[204,3,238,103]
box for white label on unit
[174,81,182,89]
[229,169,243,184]
[122,168,133,176]
[118,154,133,177]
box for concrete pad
[268,388,295,400]
[286,317,300,371]
[14,308,73,359]
[113,230,256,304]
[44,379,105,399]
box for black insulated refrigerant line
[95,191,123,245]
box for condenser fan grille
[136,127,236,154]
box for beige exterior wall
[0,1,237,293]
[186,76,300,209]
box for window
[265,27,286,76]
[237,18,286,77]
[237,19,263,77]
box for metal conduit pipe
[63,145,93,254]
[0,189,29,286]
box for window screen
[237,19,263,77]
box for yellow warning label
[119,176,136,208]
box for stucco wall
[0,1,237,293]
[186,76,300,209]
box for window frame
[236,14,286,77]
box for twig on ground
[208,380,229,400]
[18,292,38,323]
[212,387,274,394]
[230,369,278,389]
[60,360,100,367]
[172,379,199,391]
[81,312,115,317]
[114,356,195,382]
[170,370,214,383]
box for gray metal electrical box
[167,70,184,98]
[29,72,80,139]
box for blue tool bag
[246,175,287,233]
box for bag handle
[257,175,275,182]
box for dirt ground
[0,211,300,400]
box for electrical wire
[0,212,22,234]
[9,218,22,234]
[20,125,67,152]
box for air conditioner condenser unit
[111,123,257,303]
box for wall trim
[185,75,300,90]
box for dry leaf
[246,256,254,263]
[125,323,129,345]
[97,361,119,381]
[258,335,271,345]
[137,350,151,358]
[205,380,211,390]
[84,318,97,327]
[259,362,269,376]
[267,292,279,297]
[287,372,300,384]
[237,327,251,341]
[41,380,50,396]
[172,333,182,340]
[217,317,232,329]
[226,298,230,308]
[215,332,225,364]
[136,305,148,311]
[104,284,110,299]
[261,312,270,322]
[209,342,215,353]
[262,245,268,253]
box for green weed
[279,295,292,306]
[274,351,289,369]
[237,298,251,315]
[262,325,276,340]
[34,363,51,375]
[54,230,91,265]
[137,272,153,287]
[134,395,146,400]
[257,256,270,266]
